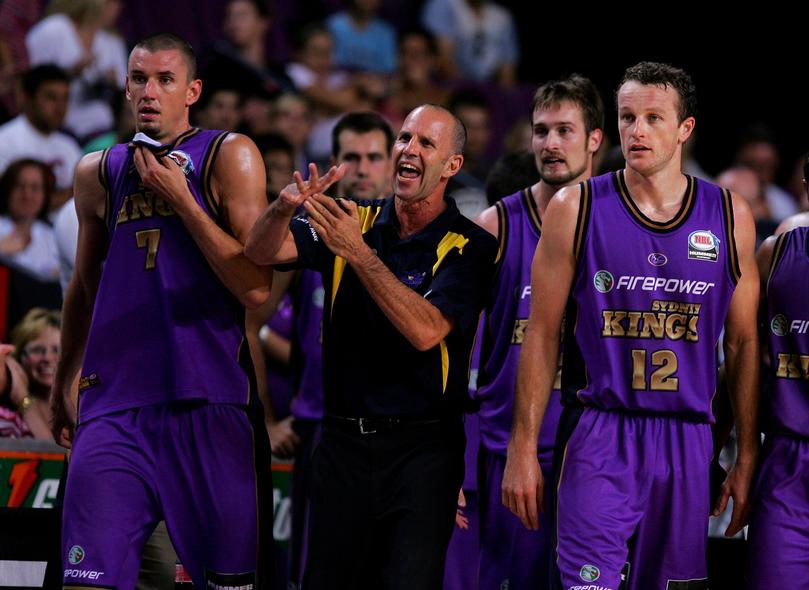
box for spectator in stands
[254,133,296,200]
[326,0,398,74]
[204,0,293,99]
[380,29,448,128]
[26,0,127,144]
[0,309,60,440]
[735,126,799,222]
[0,65,81,211]
[449,90,493,182]
[717,166,776,246]
[0,343,45,438]
[0,159,59,280]
[194,86,243,132]
[270,92,313,172]
[421,0,518,86]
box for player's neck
[532,166,592,218]
[140,122,193,146]
[624,163,688,212]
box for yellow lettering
[626,312,642,338]
[639,312,666,339]
[665,313,686,340]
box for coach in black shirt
[246,104,497,589]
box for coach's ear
[442,153,464,180]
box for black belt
[323,414,442,435]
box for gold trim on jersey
[721,188,742,285]
[494,200,507,265]
[573,180,591,262]
[98,147,112,228]
[201,131,230,221]
[521,186,542,233]
[767,231,789,296]
[615,170,696,232]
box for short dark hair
[21,65,70,97]
[131,33,197,80]
[532,74,604,135]
[331,111,394,158]
[617,61,697,123]
[0,159,54,221]
[485,150,541,205]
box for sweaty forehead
[618,81,679,112]
[402,107,450,141]
[128,48,188,77]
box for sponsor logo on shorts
[593,270,614,293]
[64,569,105,580]
[648,252,668,267]
[771,314,789,336]
[580,565,600,581]
[566,585,612,590]
[167,150,195,175]
[67,545,84,565]
[687,230,719,262]
[206,584,254,590]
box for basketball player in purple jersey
[48,33,337,590]
[473,75,603,590]
[747,210,809,588]
[503,62,760,590]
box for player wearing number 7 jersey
[46,33,321,590]
[502,62,760,590]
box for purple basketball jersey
[290,269,325,421]
[565,171,738,421]
[79,129,256,423]
[476,189,562,462]
[766,226,809,437]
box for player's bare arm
[475,205,500,238]
[133,134,271,309]
[49,152,108,446]
[244,164,345,266]
[304,193,454,351]
[502,184,580,530]
[713,192,761,537]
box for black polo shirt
[287,196,497,418]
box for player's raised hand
[133,146,193,210]
[502,443,544,530]
[277,163,345,213]
[713,457,755,537]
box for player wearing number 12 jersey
[50,33,275,589]
[502,62,760,590]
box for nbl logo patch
[687,230,719,262]
[167,150,195,175]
